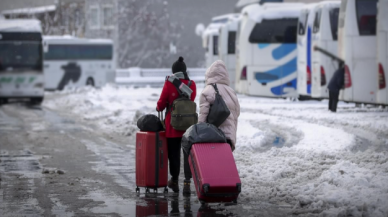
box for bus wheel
[86,78,95,87]
[0,98,8,105]
[31,97,44,105]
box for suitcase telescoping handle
[158,111,164,121]
[158,111,166,130]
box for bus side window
[213,35,219,55]
[329,8,340,40]
[228,31,236,54]
[313,9,322,34]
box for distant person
[156,57,197,193]
[327,67,345,112]
[182,60,240,195]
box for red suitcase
[189,143,241,204]
[136,197,168,217]
[136,131,168,193]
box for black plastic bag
[207,84,230,127]
[181,122,227,155]
[137,114,164,132]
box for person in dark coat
[327,67,344,112]
[156,56,197,193]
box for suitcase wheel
[233,199,238,204]
[164,187,168,194]
[199,200,206,205]
[136,187,140,194]
[146,188,150,194]
[153,188,157,193]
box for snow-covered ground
[44,84,388,216]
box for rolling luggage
[135,112,168,194]
[189,143,241,204]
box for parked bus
[311,1,341,99]
[0,19,44,105]
[202,14,239,68]
[338,0,378,104]
[377,0,388,105]
[236,3,303,97]
[43,36,115,91]
[297,4,318,99]
[218,15,240,90]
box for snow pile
[44,85,388,216]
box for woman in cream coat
[199,60,240,150]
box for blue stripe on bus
[270,78,297,96]
[254,57,297,83]
[272,44,296,60]
[307,27,312,94]
[258,43,270,49]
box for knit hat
[172,56,187,73]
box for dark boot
[168,179,179,193]
[182,180,191,196]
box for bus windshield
[249,18,298,43]
[0,41,42,71]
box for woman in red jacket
[156,57,196,194]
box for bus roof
[43,35,113,44]
[315,1,340,10]
[0,19,42,32]
[242,3,304,22]
[211,13,240,24]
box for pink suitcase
[188,143,241,204]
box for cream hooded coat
[199,60,240,148]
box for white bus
[377,0,388,105]
[218,15,240,90]
[311,1,341,99]
[236,3,303,97]
[297,4,318,99]
[0,19,44,105]
[338,0,378,104]
[202,14,239,68]
[43,36,115,91]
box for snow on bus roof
[2,5,56,15]
[43,35,113,44]
[211,13,240,23]
[202,13,239,37]
[0,19,42,32]
[242,2,304,16]
[243,3,304,23]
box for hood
[205,60,230,86]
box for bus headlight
[34,83,44,88]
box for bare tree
[117,0,184,68]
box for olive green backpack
[169,80,198,131]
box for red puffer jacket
[157,78,197,138]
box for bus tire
[0,98,8,105]
[31,97,44,105]
[86,78,95,87]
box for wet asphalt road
[0,102,289,217]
